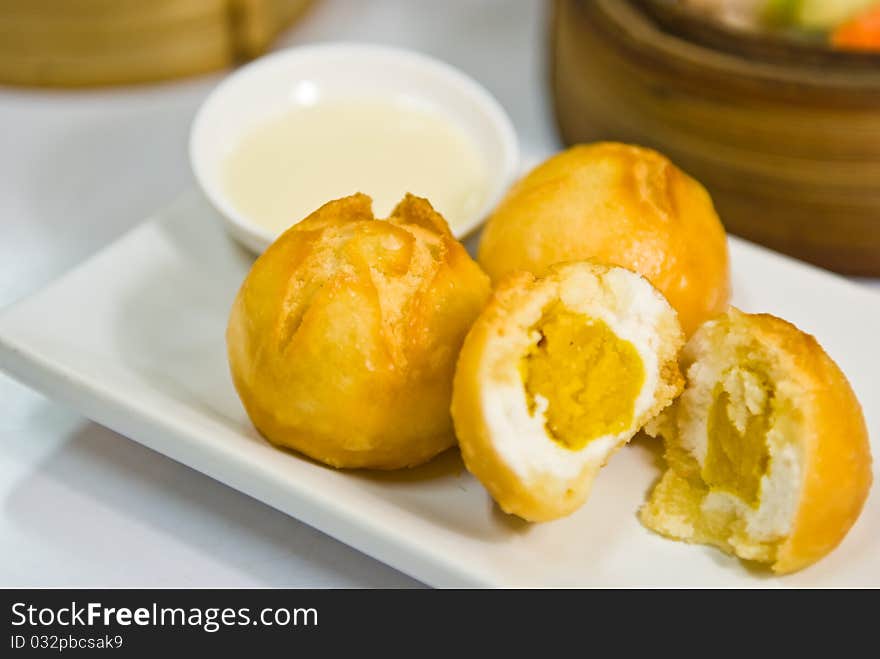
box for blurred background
[0,0,557,308]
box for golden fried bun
[451,261,684,522]
[227,193,491,470]
[642,308,873,574]
[477,142,731,336]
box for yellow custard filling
[703,373,772,508]
[521,307,645,450]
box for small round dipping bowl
[190,42,519,253]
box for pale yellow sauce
[223,98,489,235]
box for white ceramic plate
[1,191,878,587]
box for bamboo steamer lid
[0,0,312,87]
[234,0,314,59]
[551,0,880,276]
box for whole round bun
[452,261,684,522]
[227,193,491,469]
[478,142,731,336]
[642,308,873,574]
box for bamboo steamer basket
[0,0,312,87]
[551,0,880,275]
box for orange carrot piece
[832,4,880,52]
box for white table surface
[0,0,875,587]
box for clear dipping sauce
[223,98,489,234]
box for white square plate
[1,192,878,587]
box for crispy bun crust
[750,313,873,573]
[227,193,491,469]
[477,142,731,336]
[451,262,684,522]
[643,308,872,573]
